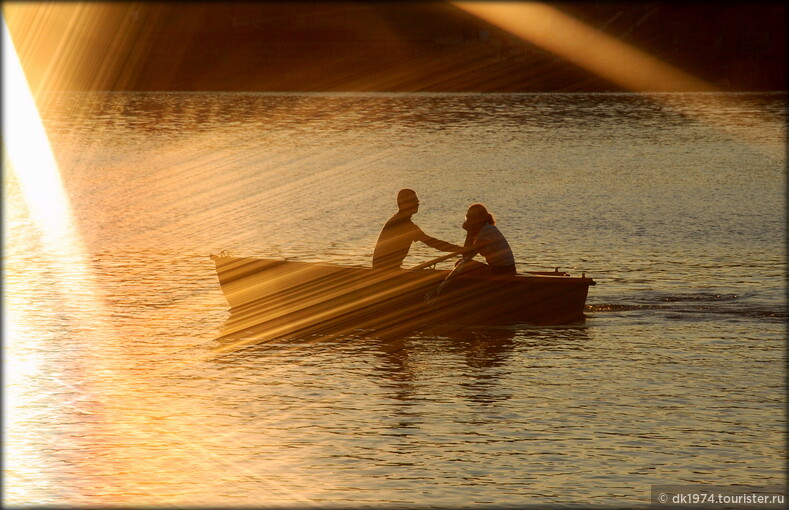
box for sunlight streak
[453,1,716,93]
[451,1,784,157]
[3,16,342,499]
[2,17,76,245]
[3,14,118,503]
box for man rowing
[372,189,464,270]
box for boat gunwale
[210,255,596,286]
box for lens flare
[2,16,77,245]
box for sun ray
[2,13,124,502]
[2,18,77,245]
[452,1,717,93]
[451,1,784,157]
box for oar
[410,251,465,271]
[425,256,468,305]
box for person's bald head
[397,189,419,215]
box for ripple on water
[4,92,785,506]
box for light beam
[453,1,717,93]
[2,15,77,246]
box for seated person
[459,203,516,275]
[373,189,464,270]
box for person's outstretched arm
[415,228,464,253]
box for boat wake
[587,291,786,321]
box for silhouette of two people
[373,189,516,275]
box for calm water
[4,92,786,506]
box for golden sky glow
[1,2,156,95]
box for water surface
[4,91,786,506]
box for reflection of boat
[210,255,595,341]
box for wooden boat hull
[211,256,595,340]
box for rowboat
[210,253,595,341]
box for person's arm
[461,228,495,261]
[461,246,480,261]
[422,235,465,253]
[461,230,478,261]
[414,226,464,253]
[463,230,475,248]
